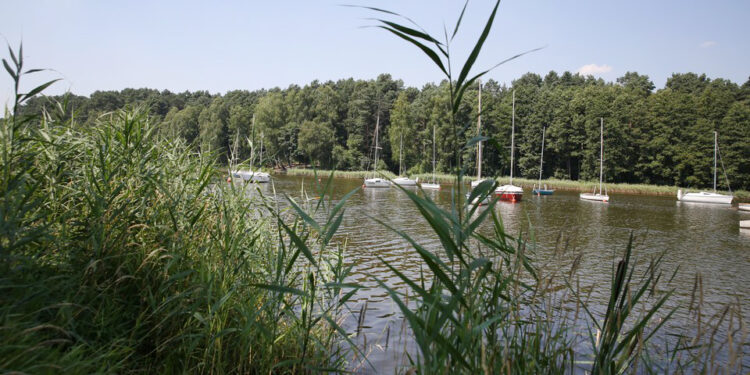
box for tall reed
[0,44,354,373]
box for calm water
[255,175,750,372]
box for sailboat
[494,90,523,202]
[421,123,441,190]
[471,79,490,189]
[677,131,733,204]
[364,111,391,188]
[532,126,554,195]
[229,115,270,183]
[580,118,609,202]
[393,133,418,186]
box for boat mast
[510,90,516,185]
[373,111,380,175]
[251,114,256,166]
[432,123,436,183]
[538,126,545,188]
[599,117,604,195]
[399,132,403,176]
[714,130,717,192]
[477,79,482,181]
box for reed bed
[0,49,354,374]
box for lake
[254,174,750,373]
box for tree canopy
[18,71,750,190]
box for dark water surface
[257,175,750,372]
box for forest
[20,70,750,190]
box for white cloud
[700,41,717,48]
[577,63,613,76]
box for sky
[2,0,749,107]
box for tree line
[19,71,750,190]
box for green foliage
[17,67,750,190]
[1,45,354,373]
[298,120,335,167]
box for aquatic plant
[0,44,354,373]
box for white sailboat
[494,90,523,202]
[393,133,418,186]
[229,115,270,183]
[471,79,490,189]
[364,111,391,188]
[677,131,733,204]
[532,126,554,195]
[580,118,609,202]
[421,122,441,190]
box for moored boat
[676,132,733,205]
[495,184,524,202]
[393,176,418,186]
[739,203,750,212]
[741,220,750,229]
[494,90,523,202]
[532,184,554,195]
[579,118,609,203]
[677,190,733,204]
[364,177,391,188]
[421,123,441,190]
[230,170,270,183]
[393,133,417,186]
[471,80,490,191]
[580,190,609,202]
[532,125,554,196]
[364,111,391,189]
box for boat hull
[678,191,733,204]
[739,203,750,212]
[231,170,270,183]
[532,189,554,196]
[420,183,440,190]
[741,220,750,229]
[364,178,391,188]
[393,177,418,186]
[494,185,523,202]
[580,193,609,202]
[497,192,523,202]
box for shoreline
[281,168,750,201]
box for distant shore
[281,168,750,201]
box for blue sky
[2,0,749,107]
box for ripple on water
[269,175,750,372]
